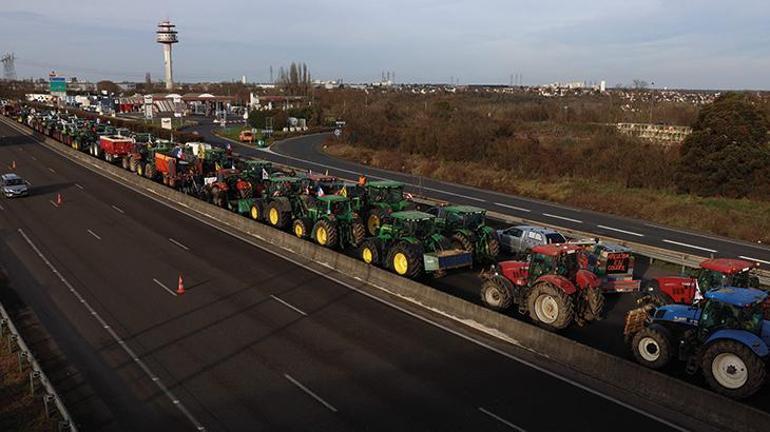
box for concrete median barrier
[4,115,770,432]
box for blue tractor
[624,287,769,399]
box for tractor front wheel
[702,340,766,399]
[145,163,156,180]
[292,218,311,239]
[360,238,382,265]
[527,282,575,330]
[631,327,671,369]
[480,276,513,311]
[313,219,338,248]
[386,242,422,279]
[249,203,262,221]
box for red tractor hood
[498,261,529,286]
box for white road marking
[17,229,205,430]
[421,186,486,202]
[478,407,527,432]
[111,205,125,214]
[596,225,644,237]
[30,156,37,161]
[168,238,190,251]
[270,294,307,316]
[542,213,582,224]
[284,373,338,413]
[739,256,770,266]
[662,239,717,253]
[494,202,531,213]
[75,183,84,190]
[30,124,684,431]
[47,167,56,173]
[48,200,59,208]
[87,229,101,240]
[153,278,179,297]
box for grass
[326,141,770,244]
[0,345,57,432]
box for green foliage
[675,93,770,198]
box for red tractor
[203,169,253,208]
[479,244,605,331]
[643,258,762,306]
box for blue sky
[1,0,768,89]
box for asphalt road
[0,121,684,431]
[189,121,770,266]
[189,120,770,411]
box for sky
[1,0,768,89]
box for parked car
[1,173,30,198]
[496,225,566,256]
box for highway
[189,121,770,266]
[0,120,684,430]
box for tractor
[624,287,770,399]
[203,169,253,210]
[292,195,366,249]
[300,172,345,196]
[352,180,412,236]
[479,244,605,330]
[642,258,762,306]
[426,205,500,263]
[249,176,305,229]
[358,211,473,279]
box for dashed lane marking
[662,239,717,253]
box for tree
[675,93,770,198]
[97,80,121,95]
[632,80,649,90]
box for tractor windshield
[700,301,764,335]
[462,212,484,229]
[529,254,554,280]
[328,201,348,215]
[556,253,580,278]
[373,187,403,203]
[409,219,433,238]
[697,269,726,293]
[727,270,759,289]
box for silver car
[496,224,567,255]
[1,173,30,198]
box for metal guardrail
[0,301,77,431]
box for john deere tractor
[354,180,412,236]
[427,205,500,263]
[359,211,473,279]
[249,176,305,229]
[292,195,366,249]
[624,287,770,399]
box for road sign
[143,95,153,119]
[161,118,172,130]
[49,77,66,93]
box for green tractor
[359,211,473,279]
[353,180,412,236]
[427,205,501,263]
[292,195,366,249]
[249,176,305,229]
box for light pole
[649,81,655,124]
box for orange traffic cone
[56,193,63,206]
[176,274,185,295]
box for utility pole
[649,81,655,123]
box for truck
[479,244,605,330]
[624,287,770,399]
[570,239,641,293]
[358,211,473,279]
[496,225,567,257]
[93,135,134,163]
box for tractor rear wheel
[480,276,513,311]
[386,242,422,279]
[366,209,388,236]
[451,232,474,254]
[121,157,130,170]
[266,201,288,228]
[631,327,672,369]
[583,287,605,322]
[292,218,311,239]
[136,162,144,177]
[313,219,338,248]
[350,219,366,248]
[527,282,575,330]
[129,157,139,172]
[702,340,766,399]
[360,238,382,266]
